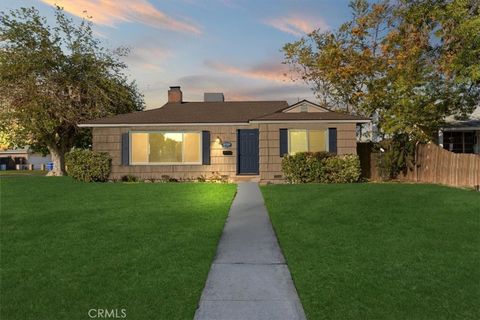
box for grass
[0,170,47,176]
[261,183,480,320]
[1,176,236,320]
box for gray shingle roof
[80,100,370,125]
[82,101,288,124]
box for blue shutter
[279,129,288,157]
[202,131,211,165]
[328,128,337,154]
[122,132,130,165]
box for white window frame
[288,129,329,155]
[129,131,203,165]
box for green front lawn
[262,183,480,320]
[1,177,236,320]
[0,170,47,176]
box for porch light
[215,136,222,144]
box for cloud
[40,0,201,34]
[138,73,315,107]
[175,74,314,104]
[205,60,290,83]
[123,46,170,71]
[264,15,329,36]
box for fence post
[414,141,420,182]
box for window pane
[289,130,308,154]
[131,133,149,163]
[309,130,327,152]
[131,131,202,164]
[184,133,201,162]
[149,133,182,163]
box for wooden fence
[412,143,480,188]
[357,142,480,189]
[357,142,378,180]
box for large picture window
[288,129,328,154]
[130,131,202,164]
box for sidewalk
[194,182,306,320]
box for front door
[237,129,259,175]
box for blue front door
[237,129,259,175]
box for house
[0,148,51,170]
[438,106,480,154]
[79,87,370,183]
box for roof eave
[249,119,371,124]
[78,122,251,127]
[79,119,371,127]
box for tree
[283,0,479,141]
[0,7,144,175]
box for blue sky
[1,0,352,108]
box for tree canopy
[283,0,480,141]
[0,6,144,175]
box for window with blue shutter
[122,132,130,165]
[328,128,337,154]
[202,131,211,165]
[279,128,288,157]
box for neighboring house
[357,112,381,143]
[438,106,480,154]
[79,87,369,183]
[0,148,51,170]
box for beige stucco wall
[92,122,357,182]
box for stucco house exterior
[79,87,369,183]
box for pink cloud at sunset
[40,0,202,34]
[264,14,329,36]
[205,60,290,83]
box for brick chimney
[168,86,182,103]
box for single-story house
[79,87,370,183]
[0,148,51,170]
[438,106,480,154]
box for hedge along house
[79,87,370,183]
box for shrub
[281,152,361,183]
[281,152,334,183]
[376,134,415,180]
[323,154,361,183]
[121,174,138,182]
[65,149,111,182]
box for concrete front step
[232,175,261,183]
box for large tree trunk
[46,146,67,176]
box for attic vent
[300,104,308,112]
[204,93,224,102]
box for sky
[1,0,353,109]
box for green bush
[323,154,361,183]
[65,149,111,182]
[376,134,415,180]
[121,174,138,182]
[281,152,361,183]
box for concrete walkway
[194,182,306,320]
